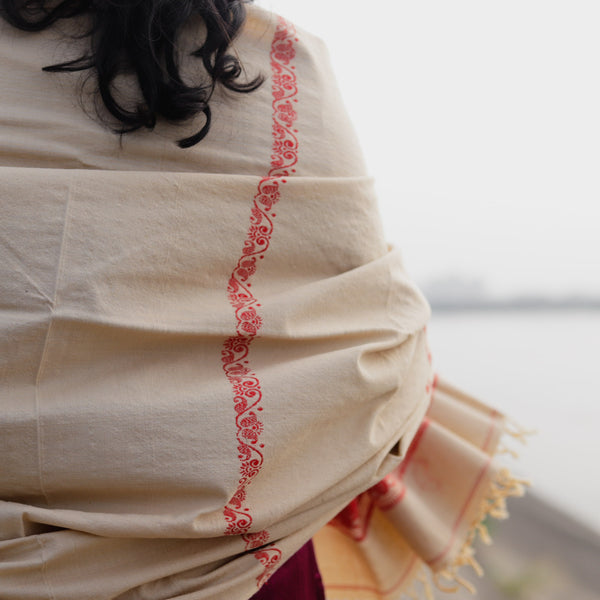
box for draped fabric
[313,378,526,599]
[0,6,524,600]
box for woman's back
[0,6,435,599]
[0,4,530,600]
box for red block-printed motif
[221,16,298,587]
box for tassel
[427,466,529,598]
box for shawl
[0,7,524,599]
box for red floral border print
[221,16,298,586]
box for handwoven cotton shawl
[0,10,433,599]
[0,7,524,600]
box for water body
[427,309,600,535]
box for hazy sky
[262,1,600,297]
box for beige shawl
[0,7,523,599]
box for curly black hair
[0,1,263,147]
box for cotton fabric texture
[0,7,523,600]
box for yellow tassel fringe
[406,422,531,599]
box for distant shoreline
[450,491,600,600]
[429,298,600,312]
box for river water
[427,309,600,534]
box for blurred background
[264,1,599,598]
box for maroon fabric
[249,540,325,600]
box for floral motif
[276,101,297,127]
[272,39,295,64]
[228,487,247,510]
[240,412,265,444]
[256,182,280,210]
[226,362,250,378]
[227,278,253,309]
[272,138,294,158]
[239,308,263,335]
[245,530,270,550]
[235,257,257,282]
[246,224,271,249]
[240,412,264,434]
[239,461,261,479]
[255,547,284,587]
[232,378,259,398]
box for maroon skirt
[250,540,325,600]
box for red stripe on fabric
[481,410,500,453]
[423,407,499,564]
[426,455,493,566]
[398,380,500,566]
[221,15,299,587]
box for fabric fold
[313,377,527,599]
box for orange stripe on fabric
[326,555,419,596]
